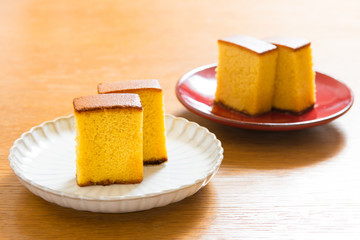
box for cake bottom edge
[272,104,314,115]
[213,100,271,117]
[214,100,315,116]
[77,178,143,187]
[144,158,168,165]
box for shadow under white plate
[9,114,223,213]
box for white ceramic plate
[8,114,223,213]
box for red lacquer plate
[176,63,354,131]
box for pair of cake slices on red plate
[215,35,315,116]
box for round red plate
[176,63,354,131]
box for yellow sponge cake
[266,37,315,113]
[215,35,278,116]
[98,80,167,165]
[73,94,143,186]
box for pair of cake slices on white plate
[73,79,167,187]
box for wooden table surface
[1,0,359,239]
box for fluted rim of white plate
[8,114,223,201]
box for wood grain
[1,0,359,239]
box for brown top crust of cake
[219,35,277,55]
[265,37,311,50]
[73,93,142,112]
[98,79,162,94]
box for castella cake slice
[98,79,167,165]
[215,35,278,116]
[73,93,143,186]
[266,37,315,113]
